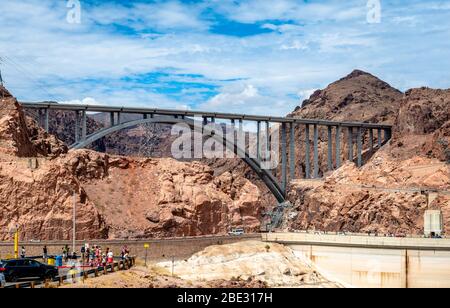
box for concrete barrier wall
[264,233,450,288]
[0,235,259,262]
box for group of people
[80,244,130,267]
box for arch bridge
[20,102,392,204]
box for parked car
[0,259,58,282]
[228,228,245,236]
[0,271,5,287]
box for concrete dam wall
[263,233,450,288]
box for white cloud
[0,0,449,118]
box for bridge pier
[327,125,333,171]
[305,124,311,179]
[281,123,288,193]
[257,121,261,161]
[289,122,295,180]
[75,111,80,143]
[44,108,49,133]
[348,127,354,163]
[357,127,363,167]
[82,110,87,141]
[377,128,382,148]
[110,112,115,127]
[336,125,341,168]
[313,124,319,178]
[369,128,374,152]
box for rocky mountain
[285,73,450,236]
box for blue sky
[0,0,449,116]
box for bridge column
[335,126,341,168]
[348,127,354,163]
[81,110,87,141]
[305,124,310,179]
[384,128,392,143]
[265,121,270,164]
[44,108,49,133]
[257,121,261,161]
[110,112,115,127]
[289,122,295,180]
[369,129,374,152]
[313,124,319,178]
[237,119,244,157]
[117,112,121,125]
[377,128,382,148]
[357,127,363,167]
[143,114,148,120]
[75,111,80,143]
[281,123,287,194]
[327,125,333,171]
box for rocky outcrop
[287,152,450,235]
[68,150,266,238]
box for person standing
[20,246,26,259]
[43,245,48,262]
[80,245,86,265]
[107,249,113,264]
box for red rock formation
[66,150,265,239]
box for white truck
[228,228,245,236]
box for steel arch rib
[70,116,286,203]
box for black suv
[0,259,58,282]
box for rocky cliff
[0,87,267,240]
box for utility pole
[73,192,76,254]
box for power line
[0,54,56,100]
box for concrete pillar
[82,110,87,141]
[117,112,121,125]
[290,122,296,180]
[384,128,392,142]
[143,114,148,120]
[348,127,353,162]
[110,112,115,127]
[44,108,49,133]
[313,124,319,178]
[335,126,341,168]
[281,123,287,193]
[305,124,310,179]
[237,119,244,156]
[265,121,271,160]
[257,121,261,161]
[327,126,333,171]
[75,111,79,143]
[357,127,363,167]
[369,129,374,152]
[378,128,382,148]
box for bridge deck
[19,101,392,129]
